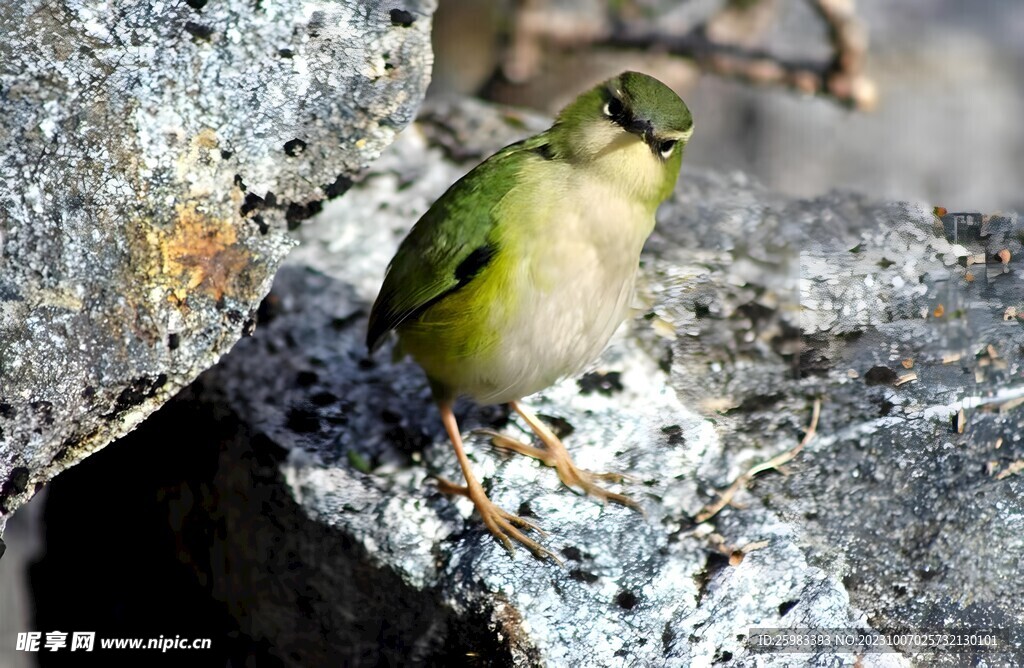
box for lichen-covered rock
[173,98,1023,664]
[0,0,435,532]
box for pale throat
[575,121,668,204]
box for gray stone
[0,0,435,532]
[184,97,1023,664]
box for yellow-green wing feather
[366,134,549,352]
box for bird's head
[549,71,693,203]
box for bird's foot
[434,476,561,563]
[477,428,641,511]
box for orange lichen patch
[194,127,219,149]
[157,202,250,303]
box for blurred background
[2,0,1022,665]
[429,0,1024,212]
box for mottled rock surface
[0,0,435,532]
[126,98,1019,664]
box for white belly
[469,175,655,404]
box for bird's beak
[625,117,654,145]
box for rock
[0,0,436,533]
[139,96,1017,664]
[25,96,1024,665]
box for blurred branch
[505,0,877,110]
[605,0,875,109]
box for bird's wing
[366,134,550,352]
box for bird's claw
[433,476,560,563]
[475,429,642,511]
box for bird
[367,71,693,561]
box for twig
[695,397,821,523]
[604,0,873,109]
[507,0,876,110]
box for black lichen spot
[105,375,166,417]
[324,174,354,199]
[455,245,496,284]
[285,200,323,230]
[0,402,14,419]
[183,0,207,10]
[516,501,536,518]
[283,138,307,157]
[712,649,733,663]
[615,590,639,610]
[295,370,319,387]
[778,599,799,616]
[569,569,599,584]
[864,365,898,386]
[538,414,574,438]
[561,545,583,562]
[694,300,711,318]
[380,409,402,424]
[286,203,306,229]
[659,346,673,374]
[578,371,624,396]
[4,467,29,495]
[233,173,247,191]
[242,318,256,336]
[311,391,338,407]
[252,214,269,235]
[278,48,294,58]
[0,467,30,512]
[220,149,233,160]
[168,333,180,350]
[389,8,415,26]
[877,396,894,416]
[31,401,54,425]
[661,424,685,446]
[240,192,264,216]
[183,21,214,40]
[286,406,321,433]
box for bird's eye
[603,96,623,119]
[658,139,677,158]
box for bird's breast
[472,171,654,402]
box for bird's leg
[483,400,641,510]
[434,402,560,562]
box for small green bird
[367,71,693,560]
